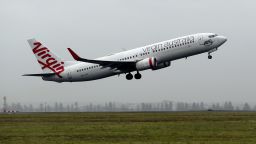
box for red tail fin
[27,39,65,77]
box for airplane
[23,33,227,82]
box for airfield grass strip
[0,112,256,144]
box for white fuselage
[43,33,227,82]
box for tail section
[27,39,65,77]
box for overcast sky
[0,0,255,105]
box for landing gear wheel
[208,55,212,59]
[126,73,133,80]
[134,72,142,80]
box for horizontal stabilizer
[22,73,55,77]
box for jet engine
[153,61,171,70]
[136,57,157,71]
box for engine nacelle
[136,57,157,71]
[153,61,171,70]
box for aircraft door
[67,71,72,82]
[198,35,204,45]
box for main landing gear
[134,72,142,80]
[126,73,133,80]
[126,71,142,80]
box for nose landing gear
[208,54,212,59]
[208,48,217,59]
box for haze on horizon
[0,0,255,105]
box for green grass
[0,112,256,144]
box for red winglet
[67,48,80,61]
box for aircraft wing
[67,48,137,72]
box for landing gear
[126,73,133,80]
[134,72,142,80]
[125,72,142,80]
[208,54,212,59]
[208,48,217,59]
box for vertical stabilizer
[27,39,65,77]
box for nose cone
[217,36,227,45]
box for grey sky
[0,0,255,105]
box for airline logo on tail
[32,42,65,76]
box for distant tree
[54,102,58,112]
[74,102,79,112]
[216,103,221,111]
[23,105,28,112]
[228,102,234,111]
[224,101,234,111]
[46,104,51,112]
[59,103,63,112]
[108,102,114,111]
[192,102,197,111]
[141,103,146,111]
[184,103,189,111]
[39,103,44,112]
[200,102,205,111]
[67,104,70,112]
[88,103,93,112]
[147,103,152,111]
[243,103,251,111]
[155,103,160,111]
[16,103,23,112]
[176,102,185,111]
[29,104,34,112]
[211,104,216,110]
[224,102,229,110]
[70,104,74,112]
[160,103,165,111]
[167,102,173,111]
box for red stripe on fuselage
[149,58,153,69]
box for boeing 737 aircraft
[23,33,227,82]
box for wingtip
[67,48,80,61]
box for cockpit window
[209,34,218,38]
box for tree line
[1,101,256,112]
